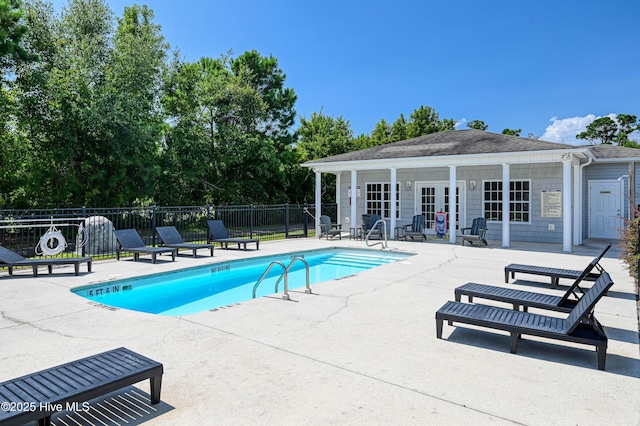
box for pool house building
[301,129,640,251]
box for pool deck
[1,237,639,425]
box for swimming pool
[72,248,413,316]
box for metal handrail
[252,261,290,300]
[365,219,388,249]
[275,256,311,294]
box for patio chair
[207,220,259,250]
[0,245,92,277]
[319,215,342,240]
[403,214,426,242]
[461,217,488,246]
[156,226,214,257]
[361,214,382,240]
[504,243,610,288]
[113,229,177,263]
[455,256,605,313]
[436,271,614,370]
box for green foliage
[501,128,521,136]
[576,114,639,146]
[0,0,31,64]
[296,110,354,201]
[159,51,298,205]
[620,211,640,280]
[467,119,488,131]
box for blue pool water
[72,248,412,316]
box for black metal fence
[0,203,337,258]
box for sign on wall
[541,189,562,218]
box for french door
[415,182,464,235]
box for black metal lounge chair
[0,245,92,277]
[156,226,214,257]
[0,347,163,426]
[207,220,259,250]
[455,257,604,313]
[504,243,610,288]
[403,214,426,241]
[113,229,177,263]
[436,272,614,370]
[319,215,342,240]
[461,217,488,246]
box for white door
[415,182,464,235]
[589,180,623,239]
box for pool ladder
[252,256,310,300]
[365,219,389,249]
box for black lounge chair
[403,214,426,241]
[156,226,214,257]
[0,245,91,277]
[461,217,488,246]
[504,243,610,288]
[114,229,177,263]
[436,272,614,370]
[455,257,604,313]
[0,347,163,426]
[207,220,259,250]
[319,215,342,240]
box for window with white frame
[483,180,530,223]
[365,182,400,219]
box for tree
[389,114,407,142]
[501,128,521,137]
[576,114,639,146]
[13,0,168,207]
[296,110,354,201]
[0,0,31,64]
[467,120,488,131]
[160,51,298,205]
[370,118,392,146]
[406,105,454,138]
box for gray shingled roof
[586,144,640,159]
[304,129,578,164]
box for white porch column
[572,160,582,245]
[315,171,321,235]
[449,165,457,244]
[335,172,341,224]
[562,155,573,252]
[502,163,510,248]
[350,170,357,230]
[390,168,397,239]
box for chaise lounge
[455,256,604,313]
[0,245,92,277]
[504,243,610,288]
[0,347,163,426]
[114,229,177,263]
[207,220,259,250]
[156,226,214,257]
[436,272,614,370]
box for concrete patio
[1,236,639,425]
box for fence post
[81,206,87,257]
[250,204,254,239]
[285,203,290,239]
[152,205,157,246]
[303,202,308,237]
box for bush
[619,208,640,281]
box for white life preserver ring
[39,230,67,256]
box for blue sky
[47,0,639,144]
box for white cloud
[455,118,467,129]
[541,115,598,144]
